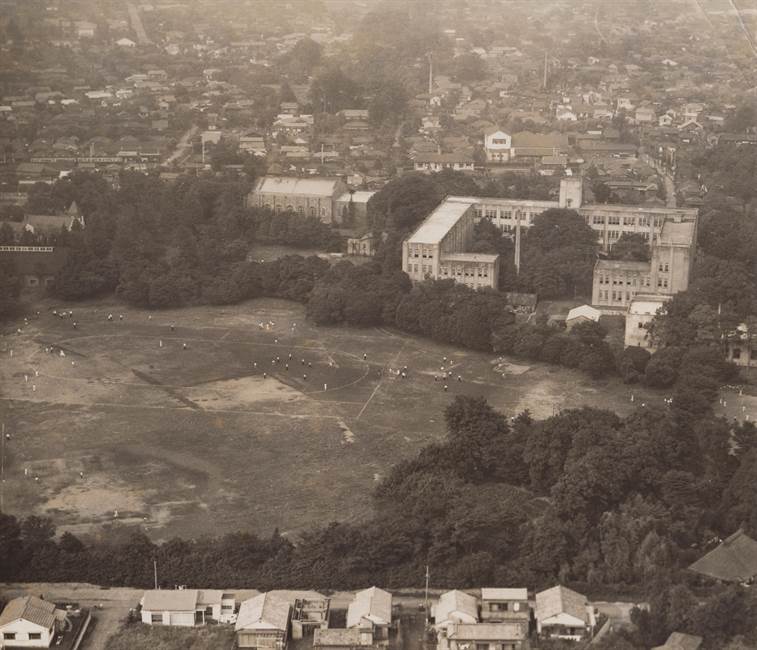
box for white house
[235,592,291,650]
[0,596,63,647]
[535,586,595,642]
[347,587,392,645]
[413,152,474,173]
[446,623,528,650]
[432,590,478,650]
[140,589,224,626]
[116,37,136,48]
[565,304,602,330]
[480,588,529,623]
[484,128,512,162]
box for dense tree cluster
[2,392,755,647]
[34,172,339,308]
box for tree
[452,53,487,83]
[367,173,442,231]
[309,67,363,113]
[592,180,613,204]
[0,258,21,319]
[610,233,650,261]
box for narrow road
[664,172,676,208]
[164,125,198,167]
[126,1,150,45]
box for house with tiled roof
[535,585,595,642]
[236,592,292,649]
[346,587,392,646]
[688,530,757,583]
[0,595,63,647]
[652,631,703,650]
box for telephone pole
[424,565,430,623]
[154,559,158,589]
[1,423,5,512]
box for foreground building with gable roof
[140,589,228,626]
[688,529,757,584]
[0,595,63,647]
[235,592,292,649]
[346,586,393,646]
[534,585,595,642]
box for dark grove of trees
[2,390,756,647]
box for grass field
[104,622,235,650]
[0,297,671,541]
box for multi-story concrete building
[247,176,348,224]
[402,178,697,304]
[624,294,670,350]
[592,218,696,311]
[402,198,500,290]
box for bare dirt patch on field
[0,297,665,540]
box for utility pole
[424,565,430,624]
[543,50,548,89]
[153,558,158,589]
[514,210,522,275]
[1,423,4,512]
[427,52,433,95]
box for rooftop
[481,588,528,601]
[141,589,198,612]
[433,590,478,624]
[659,220,696,247]
[595,259,651,271]
[448,623,527,641]
[235,592,291,632]
[407,198,476,245]
[534,585,588,624]
[253,175,343,197]
[314,628,362,647]
[689,530,757,582]
[442,253,499,264]
[347,586,392,628]
[0,596,57,630]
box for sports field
[0,297,666,541]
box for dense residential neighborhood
[3,1,757,650]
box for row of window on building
[439,266,490,279]
[262,204,327,217]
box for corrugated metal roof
[0,596,56,630]
[347,587,392,628]
[566,305,601,322]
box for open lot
[0,297,670,541]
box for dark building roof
[688,530,757,582]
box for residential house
[239,132,267,156]
[140,589,224,626]
[446,623,528,650]
[635,106,656,124]
[75,21,96,38]
[510,132,569,160]
[725,322,757,367]
[0,596,63,648]
[651,632,703,650]
[432,590,478,650]
[346,587,392,645]
[116,38,136,48]
[347,233,378,256]
[340,109,369,122]
[479,588,529,623]
[413,152,474,173]
[291,595,330,639]
[247,176,348,224]
[21,208,85,237]
[236,592,291,649]
[565,305,602,330]
[534,586,595,642]
[484,128,512,162]
[688,529,757,583]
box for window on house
[623,217,635,225]
[3,633,16,640]
[297,206,304,215]
[486,209,497,219]
[513,602,520,612]
[30,633,42,640]
[608,216,620,225]
[593,215,604,225]
[733,348,742,359]
[476,643,489,650]
[663,279,668,288]
[151,613,163,623]
[664,263,669,272]
[309,207,316,217]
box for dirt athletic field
[0,297,667,541]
